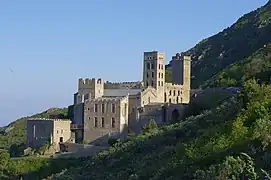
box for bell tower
[143,51,165,102]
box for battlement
[78,78,104,85]
[28,118,71,121]
[104,81,142,89]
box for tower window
[94,117,98,127]
[158,81,160,86]
[164,93,167,102]
[176,97,179,103]
[169,99,171,103]
[147,63,151,69]
[178,90,180,96]
[161,81,163,86]
[151,63,154,69]
[152,72,154,78]
[173,90,176,96]
[151,81,154,86]
[169,90,172,96]
[112,104,116,113]
[146,82,149,86]
[158,73,160,78]
[146,72,149,78]
[161,73,163,78]
[101,104,105,113]
[94,104,98,112]
[101,117,105,128]
[112,117,115,128]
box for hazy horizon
[0,0,268,126]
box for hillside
[165,1,271,87]
[203,43,271,87]
[0,108,68,150]
[45,80,271,180]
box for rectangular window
[112,104,116,113]
[101,117,105,128]
[173,90,176,96]
[151,72,154,78]
[101,104,105,113]
[158,81,160,86]
[147,63,150,69]
[94,117,98,127]
[158,73,160,78]
[161,73,163,78]
[112,117,115,128]
[151,63,154,69]
[94,104,98,112]
[161,81,163,86]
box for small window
[101,117,105,128]
[178,90,180,96]
[158,81,160,86]
[158,73,160,78]
[164,93,167,102]
[146,72,149,78]
[151,63,154,69]
[94,104,98,112]
[56,130,59,134]
[151,81,154,86]
[169,90,172,96]
[173,90,176,96]
[176,97,179,103]
[169,99,171,103]
[152,72,154,78]
[112,104,116,113]
[161,73,163,78]
[112,117,115,128]
[94,117,98,127]
[146,82,149,86]
[101,104,105,113]
[161,81,163,86]
[61,129,63,134]
[147,63,151,69]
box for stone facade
[26,118,72,152]
[69,50,191,145]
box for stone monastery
[26,51,191,151]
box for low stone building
[26,118,73,152]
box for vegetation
[0,108,68,154]
[43,79,271,179]
[0,155,87,180]
[165,1,271,88]
[204,43,271,87]
[0,2,270,180]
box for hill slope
[46,80,271,180]
[165,1,271,87]
[0,108,68,150]
[203,43,271,87]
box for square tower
[171,53,191,88]
[143,51,165,102]
[143,51,165,90]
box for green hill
[45,80,271,180]
[166,1,271,88]
[0,108,68,150]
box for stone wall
[83,96,129,145]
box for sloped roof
[103,88,141,97]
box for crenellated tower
[75,78,104,103]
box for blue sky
[0,0,268,126]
